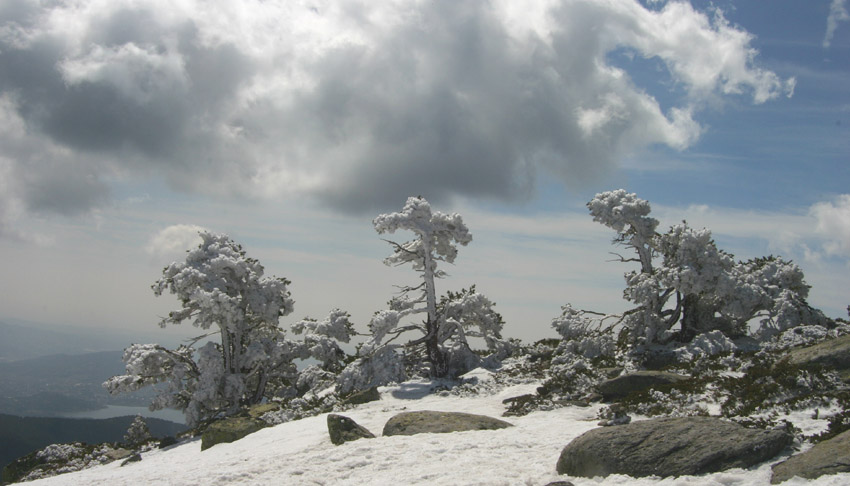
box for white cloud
[0,0,793,231]
[824,0,850,48]
[146,224,207,262]
[811,194,850,257]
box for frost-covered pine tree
[339,197,507,389]
[564,190,831,349]
[104,232,298,427]
[291,309,355,394]
[124,415,152,447]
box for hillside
[0,415,185,474]
[17,377,850,486]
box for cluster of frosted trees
[105,197,507,426]
[105,191,831,426]
[552,190,830,361]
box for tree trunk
[680,293,716,342]
[425,318,449,378]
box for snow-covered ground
[24,377,850,486]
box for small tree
[339,197,506,388]
[124,415,152,447]
[105,232,302,427]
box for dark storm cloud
[0,0,791,233]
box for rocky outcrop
[343,387,381,405]
[557,416,792,478]
[382,411,513,436]
[327,414,375,445]
[786,333,850,375]
[201,417,266,451]
[596,371,689,401]
[120,453,142,466]
[771,429,850,483]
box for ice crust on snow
[24,379,850,486]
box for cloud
[824,0,850,48]
[146,224,207,262]
[0,0,792,236]
[811,194,850,257]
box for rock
[599,367,624,379]
[503,394,540,417]
[327,414,376,445]
[246,402,280,419]
[771,429,850,483]
[786,334,850,371]
[502,394,536,406]
[557,416,792,478]
[597,371,689,401]
[201,417,266,451]
[343,386,381,405]
[103,448,133,461]
[120,453,142,466]
[544,482,575,486]
[383,411,513,436]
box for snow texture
[23,378,850,486]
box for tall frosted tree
[105,232,298,427]
[338,196,506,389]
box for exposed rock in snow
[786,333,850,375]
[382,410,513,436]
[596,371,689,401]
[200,417,266,451]
[771,429,850,483]
[556,416,793,478]
[327,414,375,445]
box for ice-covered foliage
[560,190,832,350]
[292,309,354,372]
[551,304,615,359]
[151,232,295,375]
[674,330,737,362]
[124,415,152,447]
[105,232,349,427]
[21,442,120,482]
[763,323,850,352]
[353,197,508,381]
[337,345,407,394]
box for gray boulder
[343,387,381,405]
[771,429,850,483]
[597,371,689,401]
[383,411,513,436]
[120,453,141,467]
[327,414,376,445]
[786,334,850,372]
[201,417,266,451]
[557,416,792,478]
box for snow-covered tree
[340,197,507,386]
[124,415,152,447]
[562,190,831,349]
[290,309,355,394]
[292,309,354,373]
[105,232,300,427]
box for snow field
[24,380,850,486]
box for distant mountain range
[0,318,191,363]
[0,414,186,473]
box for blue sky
[0,0,847,345]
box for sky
[0,0,848,345]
